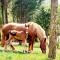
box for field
[0,43,60,60]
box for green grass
[0,43,60,60]
[0,51,47,60]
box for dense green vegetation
[35,7,50,34]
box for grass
[0,51,47,60]
[0,43,60,60]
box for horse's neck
[36,27,46,40]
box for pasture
[0,43,60,60]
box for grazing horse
[1,22,47,53]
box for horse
[1,22,47,53]
[4,30,27,51]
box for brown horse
[1,22,47,53]
[4,30,27,50]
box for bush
[36,7,51,35]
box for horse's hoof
[23,50,27,53]
[27,50,33,53]
[23,50,30,53]
[12,48,15,52]
[27,51,31,53]
[12,48,15,50]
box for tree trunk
[48,0,58,59]
[1,0,8,24]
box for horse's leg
[1,32,10,49]
[4,40,8,49]
[10,40,15,50]
[10,44,15,50]
[28,37,34,53]
[22,39,27,53]
[4,33,10,49]
[7,34,15,50]
[1,33,8,50]
[28,42,33,52]
[1,33,6,47]
[1,35,9,50]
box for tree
[12,0,44,23]
[1,0,8,24]
[48,0,58,59]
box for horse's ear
[25,23,29,27]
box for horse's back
[2,23,26,35]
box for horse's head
[40,38,46,53]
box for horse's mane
[27,22,46,40]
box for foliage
[12,0,44,22]
[35,7,51,35]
